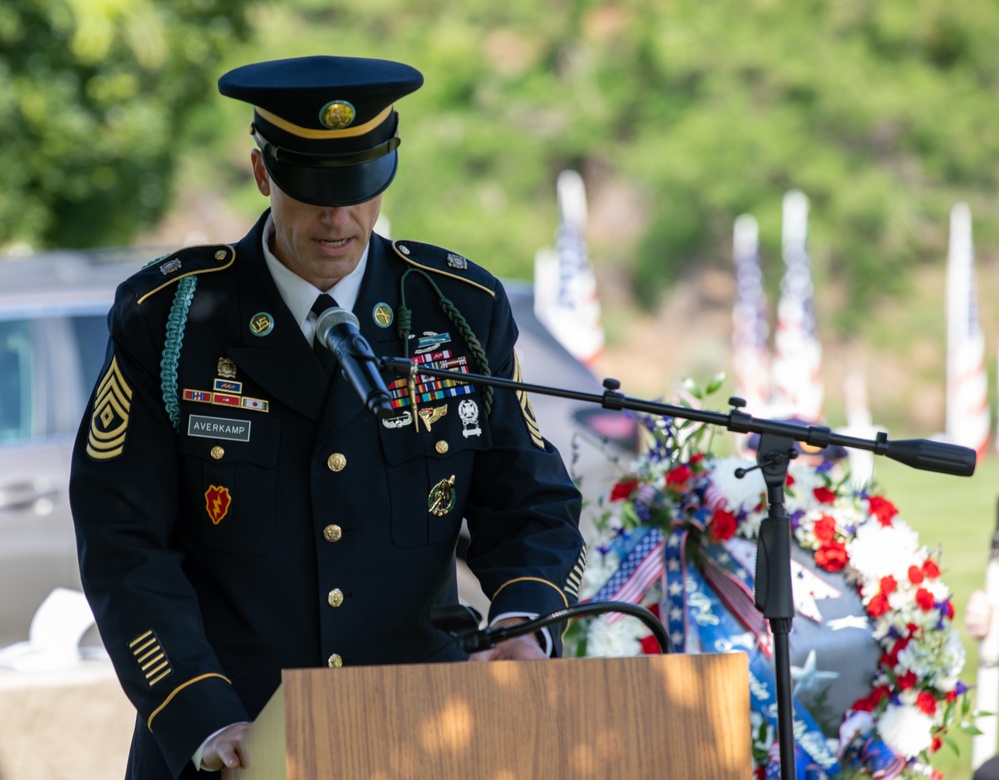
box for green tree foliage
[7,0,999,331]
[206,1,999,325]
[0,0,251,249]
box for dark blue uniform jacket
[70,211,585,779]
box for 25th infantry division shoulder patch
[86,355,133,460]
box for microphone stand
[379,356,977,780]
[432,602,674,654]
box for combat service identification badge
[205,485,232,525]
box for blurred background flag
[731,214,771,415]
[771,190,824,422]
[533,170,605,365]
[945,203,990,461]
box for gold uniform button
[328,653,343,668]
[435,440,449,454]
[327,453,347,472]
[327,588,344,608]
[210,446,225,460]
[323,524,343,543]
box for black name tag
[187,415,251,442]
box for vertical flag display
[534,170,605,365]
[945,203,989,460]
[731,214,771,415]
[771,190,824,422]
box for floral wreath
[567,408,977,780]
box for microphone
[315,307,395,419]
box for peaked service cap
[218,56,424,206]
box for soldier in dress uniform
[70,55,586,779]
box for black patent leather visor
[256,135,400,207]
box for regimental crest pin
[217,357,237,379]
[446,253,468,270]
[428,475,456,517]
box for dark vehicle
[0,252,633,647]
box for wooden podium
[229,653,750,779]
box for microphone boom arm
[378,357,976,477]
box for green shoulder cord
[160,276,198,432]
[397,267,493,415]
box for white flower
[708,456,764,511]
[578,548,621,601]
[847,520,921,580]
[897,629,966,689]
[877,703,935,757]
[585,614,646,657]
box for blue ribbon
[682,564,841,777]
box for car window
[0,319,35,444]
[0,312,109,445]
[70,314,110,403]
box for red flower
[931,736,943,753]
[610,478,638,501]
[915,587,936,611]
[710,509,738,542]
[786,473,795,488]
[689,453,706,466]
[815,540,848,572]
[639,633,662,655]
[880,575,898,596]
[908,565,924,585]
[946,600,955,619]
[922,559,941,579]
[813,515,837,543]
[665,465,692,487]
[916,691,938,716]
[946,689,958,703]
[813,486,837,504]
[868,593,890,618]
[851,685,889,712]
[897,670,918,690]
[868,495,898,526]
[880,637,910,669]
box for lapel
[225,213,329,422]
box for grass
[869,453,999,780]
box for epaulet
[391,239,496,298]
[129,244,236,305]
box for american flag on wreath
[945,203,990,461]
[771,190,824,422]
[586,527,665,624]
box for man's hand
[468,618,546,661]
[202,721,251,773]
[966,588,995,641]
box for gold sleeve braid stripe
[564,546,588,599]
[513,353,544,449]
[128,629,174,688]
[86,355,133,460]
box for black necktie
[311,293,338,376]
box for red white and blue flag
[586,527,665,623]
[534,170,604,364]
[771,190,824,422]
[731,214,771,416]
[945,203,990,461]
